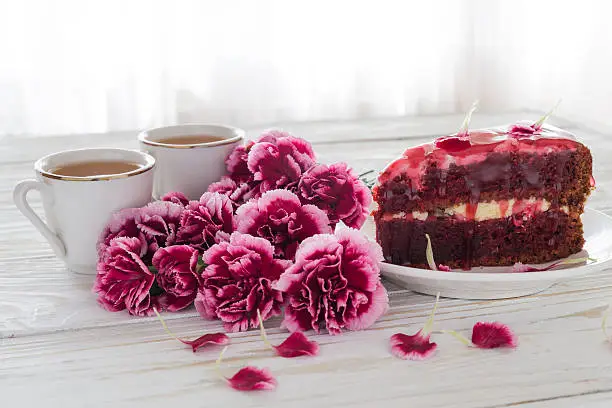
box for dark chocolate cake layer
[374,145,592,214]
[375,209,584,269]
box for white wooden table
[2,112,612,408]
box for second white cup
[138,124,244,200]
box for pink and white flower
[247,136,316,192]
[235,189,332,260]
[275,228,388,334]
[298,162,372,229]
[207,176,260,208]
[136,201,183,254]
[161,191,190,207]
[98,201,184,260]
[226,140,255,180]
[97,207,144,257]
[94,236,156,316]
[175,192,235,250]
[195,232,290,332]
[257,129,293,143]
[152,245,201,312]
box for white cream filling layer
[389,198,569,222]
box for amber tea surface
[156,135,225,145]
[50,161,142,177]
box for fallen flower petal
[438,264,451,272]
[183,332,230,352]
[444,321,517,349]
[274,332,319,358]
[472,322,517,349]
[390,332,437,360]
[215,346,277,391]
[511,257,593,273]
[390,293,439,360]
[257,309,319,358]
[227,367,277,391]
[154,308,229,352]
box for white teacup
[13,148,155,275]
[138,124,244,200]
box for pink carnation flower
[94,236,156,316]
[152,245,201,312]
[257,129,293,143]
[208,176,261,208]
[98,201,184,263]
[508,123,538,137]
[161,191,189,207]
[137,201,183,254]
[275,228,389,334]
[226,141,255,180]
[195,232,290,332]
[235,189,332,260]
[176,192,235,250]
[97,207,144,257]
[298,162,372,229]
[247,135,316,192]
[213,131,316,209]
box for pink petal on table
[471,321,517,349]
[390,331,437,360]
[273,332,319,358]
[438,264,451,272]
[256,309,319,358]
[511,257,591,273]
[153,308,230,352]
[226,366,277,391]
[179,332,230,352]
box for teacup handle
[13,179,66,257]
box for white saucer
[362,208,612,299]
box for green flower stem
[533,99,561,129]
[422,292,440,335]
[256,309,273,349]
[458,100,479,137]
[441,329,472,346]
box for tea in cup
[138,124,244,200]
[13,148,155,274]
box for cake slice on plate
[372,116,593,269]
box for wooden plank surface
[2,113,612,408]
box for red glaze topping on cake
[378,122,580,189]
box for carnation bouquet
[94,126,523,393]
[94,130,388,334]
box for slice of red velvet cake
[372,120,593,269]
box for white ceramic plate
[362,208,612,299]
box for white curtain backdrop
[0,0,611,136]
